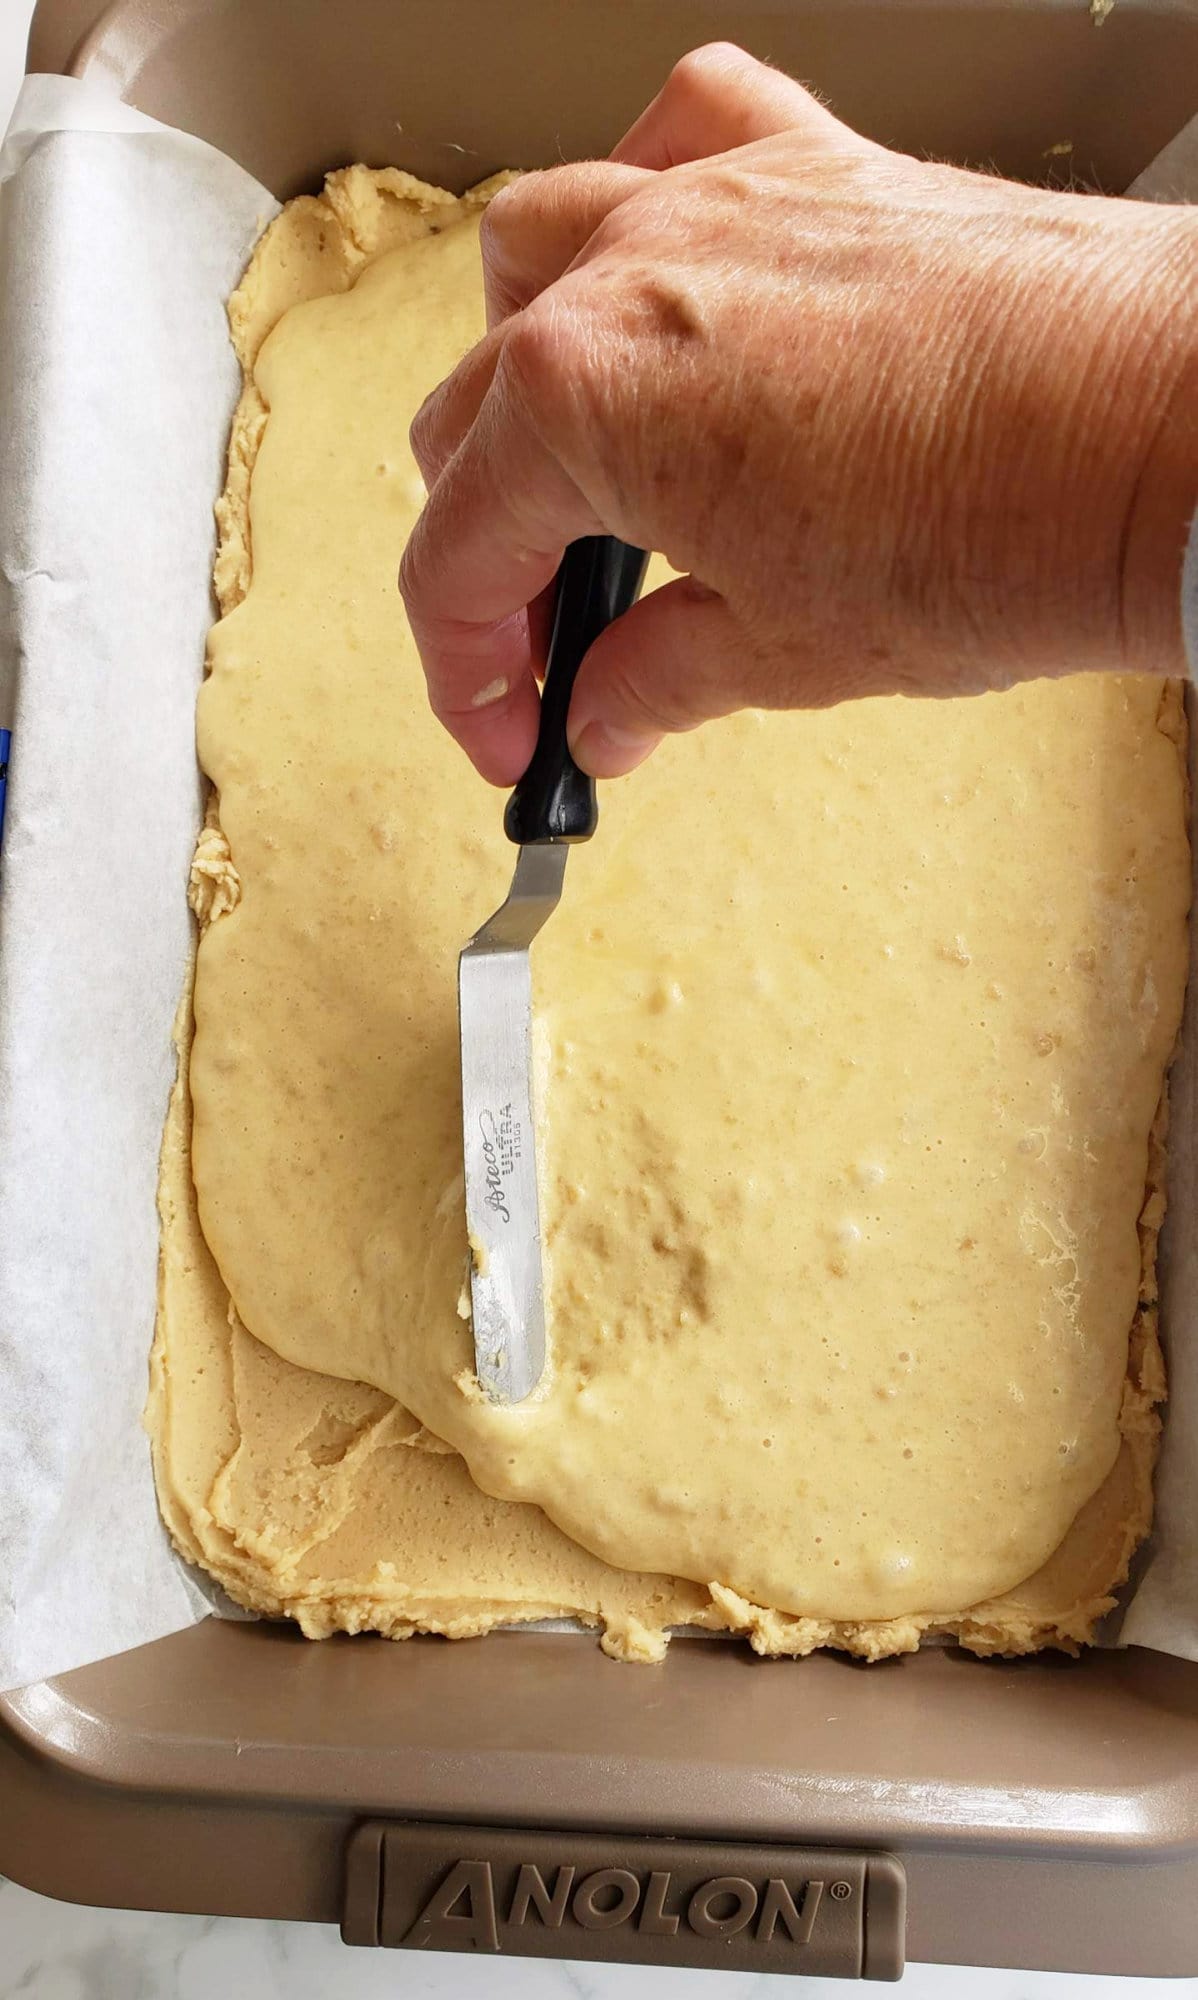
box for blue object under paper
[0,730,9,852]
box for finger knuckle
[481,167,576,259]
[603,653,681,735]
[409,366,466,473]
[408,387,440,468]
[499,295,585,408]
[666,41,744,105]
[583,200,641,262]
[397,528,425,608]
[478,177,526,258]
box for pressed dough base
[149,167,1188,1661]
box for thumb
[566,577,760,778]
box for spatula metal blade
[457,844,568,1403]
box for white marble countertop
[4,1874,1198,2000]
[2,4,1197,1994]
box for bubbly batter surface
[150,168,1190,1658]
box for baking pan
[4,0,1198,1977]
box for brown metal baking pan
[6,0,1198,1978]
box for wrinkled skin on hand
[400,43,1198,783]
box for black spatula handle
[503,536,648,846]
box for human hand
[400,42,1197,783]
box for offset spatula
[458,536,648,1403]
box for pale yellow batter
[151,166,1190,1658]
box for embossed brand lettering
[478,1104,520,1223]
[757,1877,824,1944]
[688,1875,758,1938]
[639,1870,680,1936]
[572,1868,641,1930]
[405,1859,832,1954]
[508,1863,574,1928]
[405,1859,498,1952]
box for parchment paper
[0,74,1194,1692]
[0,76,278,1690]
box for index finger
[399,351,601,784]
[481,161,650,328]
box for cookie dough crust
[150,167,1190,1661]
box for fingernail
[569,718,661,779]
[470,676,510,709]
